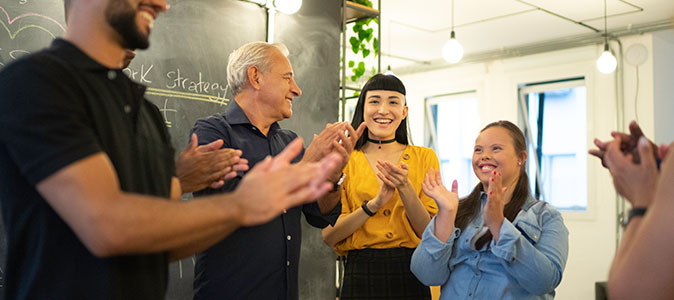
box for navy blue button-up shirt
[191,100,341,300]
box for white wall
[652,29,674,145]
[398,31,671,300]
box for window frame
[424,90,477,149]
[517,77,592,218]
[424,90,480,197]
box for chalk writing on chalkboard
[177,257,196,279]
[146,87,229,105]
[160,99,177,128]
[122,63,231,128]
[123,65,230,103]
[0,5,66,68]
[0,6,65,39]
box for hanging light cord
[451,0,455,32]
[635,66,640,123]
[604,0,608,44]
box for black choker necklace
[367,138,396,149]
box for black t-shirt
[0,39,175,299]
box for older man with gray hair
[190,42,365,299]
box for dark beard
[105,1,149,50]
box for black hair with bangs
[350,73,409,150]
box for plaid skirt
[340,248,431,300]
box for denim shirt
[411,194,569,300]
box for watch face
[622,208,647,228]
[337,173,345,185]
[620,215,629,228]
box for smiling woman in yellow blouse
[322,74,439,300]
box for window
[425,91,480,198]
[339,96,359,123]
[518,78,587,211]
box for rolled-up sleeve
[410,216,461,286]
[303,201,341,228]
[490,207,569,295]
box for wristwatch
[331,173,345,193]
[621,207,647,228]
[361,200,376,217]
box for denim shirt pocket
[515,220,542,245]
[448,252,469,271]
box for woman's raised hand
[484,171,507,242]
[422,168,458,213]
[376,160,411,189]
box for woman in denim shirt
[411,120,569,299]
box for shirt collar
[224,100,281,133]
[223,100,251,125]
[521,195,539,211]
[50,39,147,97]
[51,38,115,72]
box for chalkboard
[275,1,342,299]
[0,0,341,299]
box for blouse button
[402,154,410,160]
[107,70,117,80]
[383,209,391,216]
[124,105,132,113]
[385,232,393,239]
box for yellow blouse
[333,145,440,256]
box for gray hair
[227,41,290,96]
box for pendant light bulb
[596,0,615,74]
[274,0,302,14]
[384,65,396,76]
[442,31,464,64]
[596,43,617,74]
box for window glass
[425,92,480,198]
[520,80,587,211]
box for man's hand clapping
[233,138,341,226]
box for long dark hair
[454,120,531,249]
[351,74,410,150]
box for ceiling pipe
[394,19,672,76]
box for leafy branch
[346,0,378,83]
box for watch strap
[361,200,376,217]
[628,207,647,219]
[623,207,647,227]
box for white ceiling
[374,0,674,70]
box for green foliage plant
[347,0,378,84]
